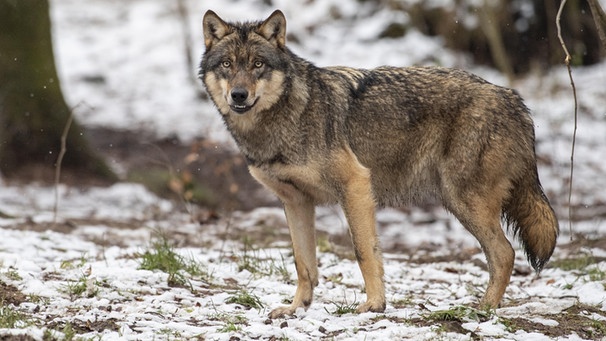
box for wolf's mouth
[230,98,258,114]
[230,104,252,113]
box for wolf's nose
[231,88,248,104]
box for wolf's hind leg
[268,199,318,319]
[449,194,514,308]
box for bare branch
[53,107,74,224]
[556,0,578,239]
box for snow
[1,0,605,339]
[2,182,605,339]
[578,282,606,308]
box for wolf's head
[200,10,289,121]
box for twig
[556,0,578,240]
[217,214,233,264]
[53,108,74,224]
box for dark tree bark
[587,0,606,51]
[0,0,115,182]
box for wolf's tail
[503,170,559,272]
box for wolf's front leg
[342,187,386,313]
[269,199,318,319]
[335,150,386,313]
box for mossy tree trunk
[0,0,114,181]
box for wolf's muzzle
[230,87,253,113]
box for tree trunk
[480,0,514,84]
[0,0,115,182]
[587,0,606,52]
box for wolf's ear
[258,10,286,48]
[203,10,231,49]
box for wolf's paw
[356,299,386,314]
[478,297,500,310]
[268,305,300,319]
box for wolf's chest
[248,161,338,205]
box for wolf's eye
[221,61,231,68]
[254,61,264,68]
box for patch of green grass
[235,238,292,283]
[157,328,183,339]
[317,235,333,253]
[63,279,88,297]
[0,302,29,328]
[225,290,264,310]
[392,296,414,309]
[60,273,97,300]
[551,255,594,271]
[43,321,102,341]
[139,234,208,289]
[498,316,520,333]
[587,266,606,281]
[588,318,606,338]
[325,296,358,316]
[561,282,574,290]
[218,322,242,333]
[62,321,76,341]
[210,312,248,335]
[27,294,49,305]
[1,263,23,281]
[236,237,263,274]
[5,268,22,281]
[43,329,56,340]
[269,254,292,283]
[551,253,606,284]
[324,273,344,285]
[60,254,88,270]
[210,312,248,324]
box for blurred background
[1,0,605,221]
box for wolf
[199,10,559,319]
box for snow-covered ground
[1,183,605,340]
[0,0,605,339]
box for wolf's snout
[228,87,254,113]
[230,88,249,104]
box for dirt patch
[2,220,77,234]
[403,302,606,340]
[46,318,121,334]
[0,334,37,341]
[498,304,606,340]
[87,128,277,212]
[0,281,27,306]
